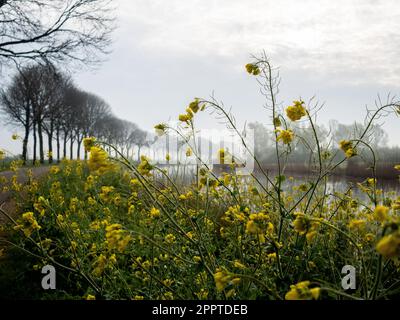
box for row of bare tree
[1,63,151,164]
[0,1,154,164]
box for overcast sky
[2,0,400,154]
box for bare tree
[0,0,115,67]
[0,66,33,163]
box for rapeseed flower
[245,63,260,75]
[285,281,320,300]
[138,155,153,176]
[339,140,357,158]
[88,146,111,174]
[376,232,400,259]
[276,129,294,144]
[286,100,306,121]
[14,212,41,237]
[154,123,167,136]
[374,205,389,223]
[83,137,96,152]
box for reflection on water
[250,171,400,202]
[280,174,399,200]
[156,164,400,199]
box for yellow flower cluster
[218,148,225,164]
[165,234,176,244]
[14,212,41,237]
[138,155,153,176]
[348,219,365,231]
[99,186,115,203]
[285,281,320,300]
[154,123,167,136]
[286,100,307,121]
[245,63,260,76]
[339,140,357,158]
[245,212,274,243]
[376,231,400,259]
[213,268,241,292]
[83,137,96,152]
[105,224,132,253]
[178,98,204,124]
[92,253,117,277]
[223,205,249,224]
[374,205,389,223]
[150,207,161,218]
[88,146,112,174]
[293,213,320,243]
[0,149,5,160]
[276,129,294,144]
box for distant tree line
[249,120,400,166]
[1,63,151,164]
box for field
[1,58,400,301]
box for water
[155,164,400,200]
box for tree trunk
[70,131,75,160]
[33,121,37,165]
[38,120,44,164]
[137,146,141,162]
[47,132,53,164]
[22,125,29,165]
[48,121,54,164]
[63,135,67,160]
[56,129,60,163]
[77,138,82,160]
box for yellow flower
[348,219,365,230]
[273,117,282,127]
[105,224,132,253]
[286,100,306,121]
[85,294,96,300]
[376,232,400,259]
[14,212,41,237]
[11,134,20,140]
[374,205,389,222]
[138,155,153,176]
[0,149,5,160]
[293,213,308,235]
[306,230,317,243]
[83,137,96,152]
[165,234,176,244]
[150,207,160,218]
[154,123,167,136]
[179,112,193,123]
[233,260,245,269]
[88,146,111,174]
[245,63,260,75]
[188,98,201,113]
[339,140,357,158]
[267,253,277,261]
[213,268,232,292]
[345,148,357,158]
[285,281,320,300]
[276,129,294,144]
[186,148,192,157]
[394,164,400,171]
[92,254,107,276]
[218,148,225,164]
[165,153,171,161]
